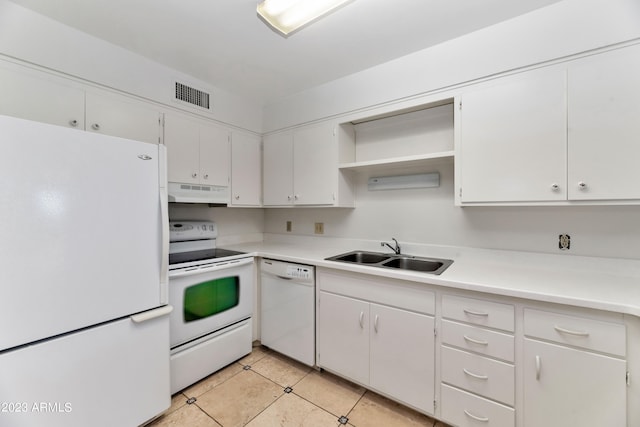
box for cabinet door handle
[91,123,100,131]
[535,355,541,380]
[463,368,489,380]
[578,181,587,189]
[554,325,590,337]
[463,335,489,346]
[191,173,198,178]
[235,195,240,200]
[551,183,559,191]
[69,119,78,127]
[463,308,489,317]
[203,173,209,179]
[374,315,379,333]
[359,311,364,329]
[464,409,489,423]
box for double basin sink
[325,250,453,275]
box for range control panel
[285,265,313,280]
[169,220,217,242]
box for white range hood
[167,182,229,205]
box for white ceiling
[9,0,564,105]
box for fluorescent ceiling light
[257,0,354,36]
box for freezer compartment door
[0,308,171,427]
[0,115,165,350]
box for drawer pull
[463,335,489,346]
[463,368,489,380]
[535,355,541,380]
[464,409,489,422]
[463,308,489,317]
[359,311,364,329]
[554,325,590,337]
[374,314,379,333]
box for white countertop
[221,234,640,317]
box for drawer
[441,384,515,427]
[442,295,514,332]
[524,308,626,357]
[441,320,514,362]
[441,346,514,406]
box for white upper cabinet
[85,91,161,145]
[293,122,339,205]
[457,43,640,205]
[567,44,640,201]
[263,131,294,205]
[263,121,355,207]
[458,67,567,203]
[0,64,161,144]
[164,113,229,187]
[230,131,262,206]
[0,66,85,129]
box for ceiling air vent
[175,82,210,109]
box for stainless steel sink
[325,251,453,275]
[326,251,392,264]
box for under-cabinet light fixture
[257,0,354,36]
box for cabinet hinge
[434,328,437,337]
[627,371,631,386]
[459,187,462,198]
[459,100,462,110]
[434,399,437,410]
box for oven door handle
[169,257,254,278]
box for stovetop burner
[168,248,247,265]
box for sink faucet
[381,238,401,255]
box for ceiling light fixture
[257,0,355,36]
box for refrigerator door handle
[131,305,173,324]
[159,187,169,302]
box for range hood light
[257,0,354,36]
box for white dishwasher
[260,259,315,366]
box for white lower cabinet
[523,339,626,427]
[523,308,627,427]
[317,269,435,414]
[441,346,514,406]
[317,270,632,426]
[440,294,515,426]
[370,303,435,412]
[317,292,370,385]
[441,384,515,427]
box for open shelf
[339,151,454,172]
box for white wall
[0,0,262,133]
[168,205,264,247]
[264,163,640,259]
[263,0,640,131]
[261,0,640,260]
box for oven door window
[183,277,240,322]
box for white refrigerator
[0,115,171,427]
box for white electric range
[168,220,254,393]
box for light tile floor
[147,345,452,427]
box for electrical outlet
[314,222,324,235]
[286,221,292,232]
[559,234,571,250]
